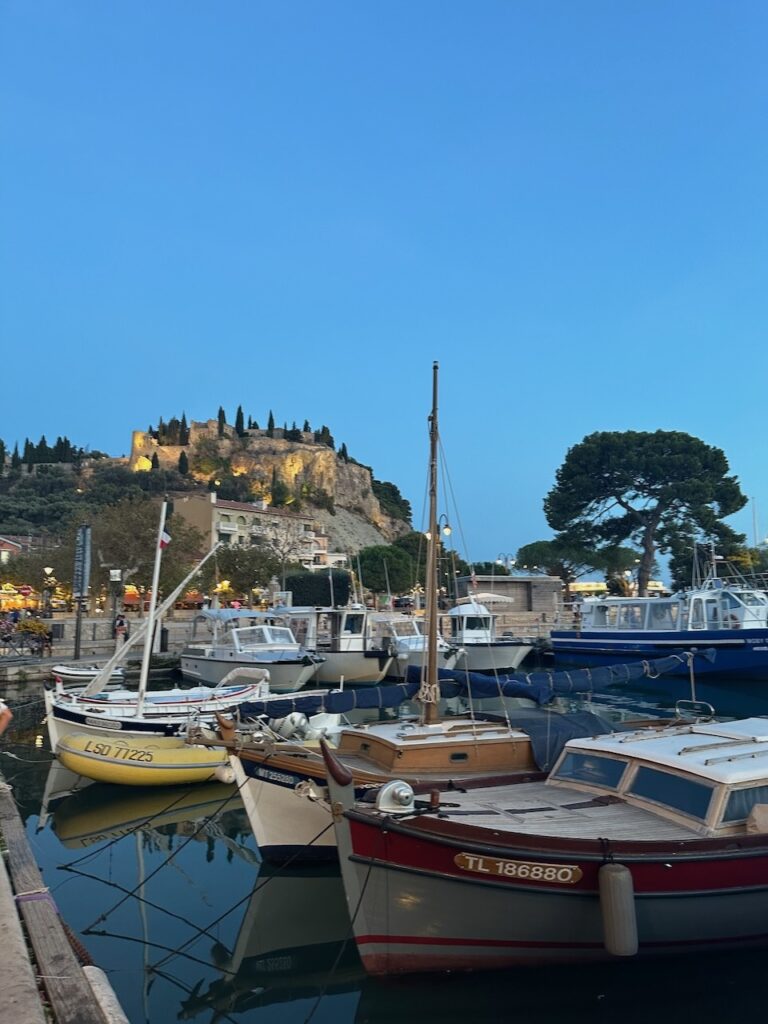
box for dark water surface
[5,675,768,1024]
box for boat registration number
[82,740,154,763]
[454,852,582,884]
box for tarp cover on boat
[231,650,715,723]
[422,649,716,703]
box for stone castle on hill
[129,419,410,552]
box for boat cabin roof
[447,602,493,618]
[561,718,768,786]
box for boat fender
[598,863,638,957]
[269,712,309,739]
[213,764,236,784]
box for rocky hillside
[130,420,411,550]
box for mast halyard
[419,360,441,725]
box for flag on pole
[159,529,172,550]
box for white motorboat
[51,663,125,688]
[369,612,463,680]
[446,600,533,673]
[272,605,393,684]
[180,609,324,692]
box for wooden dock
[0,781,126,1024]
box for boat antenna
[419,361,441,725]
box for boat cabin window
[463,616,491,631]
[735,591,768,607]
[551,752,627,790]
[266,626,295,644]
[617,603,647,630]
[344,614,364,635]
[722,785,768,824]
[648,601,679,630]
[627,766,714,822]
[690,598,705,629]
[590,605,610,627]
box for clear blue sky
[2,2,767,565]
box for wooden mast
[420,361,440,725]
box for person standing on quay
[114,613,128,646]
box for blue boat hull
[549,627,768,679]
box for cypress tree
[180,412,189,445]
[217,407,226,437]
[267,411,275,437]
[302,419,311,433]
[235,405,245,436]
[178,450,189,474]
[151,452,160,469]
[10,443,21,469]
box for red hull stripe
[356,930,768,951]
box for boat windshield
[734,591,768,607]
[647,601,679,630]
[551,751,628,790]
[389,620,420,638]
[236,625,296,647]
[617,603,647,630]
[627,766,714,822]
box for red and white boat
[323,715,768,975]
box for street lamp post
[42,566,55,618]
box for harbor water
[5,671,768,1023]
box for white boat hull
[459,642,533,674]
[314,651,392,685]
[180,652,319,692]
[231,755,335,862]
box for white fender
[599,862,638,956]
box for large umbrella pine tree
[544,430,747,596]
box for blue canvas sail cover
[232,650,714,721]
[424,648,716,702]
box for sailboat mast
[136,500,168,718]
[421,361,440,725]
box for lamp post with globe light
[42,567,55,618]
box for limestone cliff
[129,421,410,550]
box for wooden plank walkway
[0,781,109,1024]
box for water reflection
[14,670,768,1024]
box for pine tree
[23,438,34,468]
[0,439,5,469]
[339,442,349,462]
[178,450,189,475]
[217,407,226,438]
[235,405,245,436]
[302,419,311,433]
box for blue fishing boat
[551,572,768,678]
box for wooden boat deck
[433,780,701,840]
